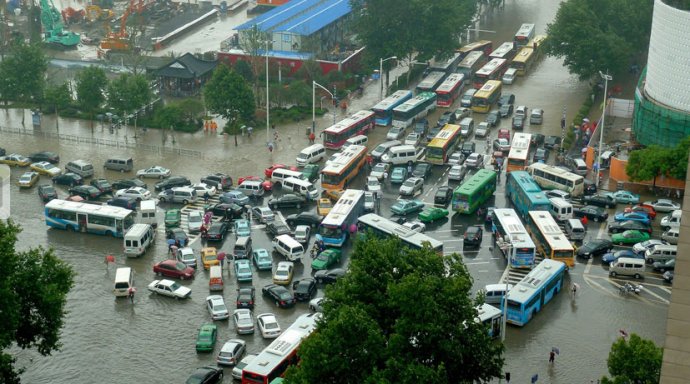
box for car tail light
[280,301,285,306]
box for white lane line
[584,257,593,274]
[465,261,490,265]
[641,288,670,305]
[659,286,672,294]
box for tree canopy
[0,43,48,107]
[108,73,151,116]
[203,64,256,130]
[75,66,108,125]
[284,236,504,383]
[626,137,690,185]
[600,333,662,384]
[0,220,75,384]
[545,0,653,80]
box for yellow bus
[471,80,502,113]
[426,124,462,165]
[321,145,367,190]
[506,132,532,172]
[527,211,576,269]
[510,47,535,76]
[529,35,547,52]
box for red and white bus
[241,313,320,384]
[473,58,508,89]
[435,73,466,107]
[457,40,493,58]
[322,110,375,149]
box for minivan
[661,227,679,245]
[343,135,368,148]
[282,177,319,200]
[568,158,588,176]
[661,210,681,230]
[645,244,677,264]
[564,219,586,242]
[296,144,326,167]
[459,117,474,138]
[272,234,304,262]
[123,223,155,257]
[381,145,418,165]
[460,89,476,108]
[113,267,134,297]
[209,265,224,291]
[237,180,265,198]
[371,140,401,161]
[482,283,514,305]
[159,186,197,204]
[609,257,645,279]
[65,160,94,178]
[104,157,133,172]
[138,199,158,227]
[502,68,517,85]
[549,197,573,221]
[272,168,304,186]
[233,236,253,259]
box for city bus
[510,46,535,76]
[530,34,547,52]
[371,90,413,126]
[457,39,493,58]
[44,199,135,238]
[514,23,536,47]
[457,51,487,78]
[429,52,463,74]
[505,258,566,326]
[492,208,537,268]
[322,110,375,149]
[505,171,551,218]
[426,124,462,165]
[392,92,437,129]
[506,132,533,172]
[489,41,517,62]
[471,80,502,113]
[321,145,367,190]
[473,58,508,89]
[452,169,497,214]
[416,71,447,94]
[435,73,466,107]
[358,213,443,254]
[476,303,503,339]
[241,313,321,384]
[527,162,585,197]
[527,210,576,268]
[317,189,365,247]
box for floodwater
[5,1,670,383]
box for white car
[176,247,197,269]
[399,177,423,196]
[115,187,151,201]
[216,339,246,366]
[402,220,426,233]
[257,313,281,338]
[206,295,230,320]
[465,153,484,168]
[366,176,382,193]
[475,122,489,138]
[136,166,171,179]
[448,165,468,181]
[643,199,681,213]
[232,353,258,380]
[632,239,669,254]
[364,192,375,212]
[147,279,192,299]
[272,261,294,285]
[515,105,528,118]
[251,206,275,223]
[294,225,311,244]
[192,182,217,197]
[387,126,405,140]
[453,107,471,121]
[309,297,325,312]
[544,190,571,200]
[30,161,62,176]
[187,210,203,233]
[234,309,255,334]
[404,132,421,146]
[370,163,390,180]
[448,152,465,166]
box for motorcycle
[619,282,643,295]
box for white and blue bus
[44,199,136,238]
[504,258,566,326]
[371,90,413,126]
[491,208,537,269]
[476,303,503,339]
[317,189,365,247]
[416,71,448,94]
[357,213,443,254]
[392,92,437,129]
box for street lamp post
[312,81,335,135]
[379,56,397,101]
[496,239,513,342]
[265,40,271,145]
[595,70,612,184]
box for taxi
[201,247,219,270]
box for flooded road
[4,1,671,383]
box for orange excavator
[99,0,151,52]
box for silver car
[465,153,484,168]
[216,339,246,366]
[251,206,275,223]
[448,165,468,181]
[399,177,424,196]
[232,353,258,380]
[233,309,255,334]
[387,126,406,140]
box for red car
[153,260,195,280]
[264,164,298,178]
[625,204,657,220]
[237,176,273,191]
[498,129,511,141]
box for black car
[155,176,191,191]
[460,142,476,157]
[498,93,515,107]
[426,125,442,142]
[499,104,513,118]
[90,178,112,194]
[68,185,102,200]
[486,111,500,127]
[262,284,296,308]
[266,222,291,238]
[37,184,58,203]
[413,118,429,137]
[268,193,306,209]
[608,220,652,235]
[52,172,83,187]
[574,205,608,222]
[204,222,229,241]
[236,287,255,309]
[582,194,616,209]
[29,151,60,164]
[533,148,550,163]
[544,135,562,150]
[584,179,598,195]
[0,147,5,156]
[107,196,138,210]
[186,366,223,384]
[485,206,495,224]
[576,239,613,259]
[434,186,453,205]
[314,268,346,284]
[531,133,545,147]
[206,203,244,221]
[511,116,525,130]
[286,212,323,228]
[111,178,147,191]
[436,111,456,127]
[166,228,189,246]
[292,278,317,301]
[412,162,432,179]
[463,225,483,247]
[201,173,233,191]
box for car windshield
[264,322,278,330]
[189,215,201,223]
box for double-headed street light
[595,70,612,185]
[379,56,397,100]
[312,81,335,135]
[265,40,272,144]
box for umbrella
[166,238,175,246]
[583,118,590,123]
[581,147,588,153]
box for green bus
[451,169,497,214]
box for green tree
[108,73,151,115]
[203,65,256,131]
[233,60,254,83]
[626,145,672,187]
[545,0,653,80]
[154,103,183,131]
[0,220,75,384]
[284,236,504,384]
[0,43,48,123]
[43,82,72,128]
[600,333,662,384]
[667,136,690,180]
[75,66,108,127]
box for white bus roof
[493,208,534,246]
[358,213,443,250]
[321,189,364,227]
[528,162,583,182]
[476,58,507,76]
[393,92,436,113]
[324,110,375,135]
[45,199,133,219]
[490,42,515,58]
[371,90,413,111]
[515,23,535,38]
[459,51,484,67]
[429,52,462,71]
[321,145,367,175]
[476,303,502,323]
[436,73,465,93]
[507,259,566,303]
[416,71,447,90]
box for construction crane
[99,0,151,53]
[40,0,80,49]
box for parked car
[404,132,421,146]
[533,148,549,163]
[234,259,253,282]
[286,212,323,228]
[465,153,484,168]
[643,199,681,213]
[153,259,195,280]
[529,108,544,125]
[107,196,137,210]
[434,186,453,205]
[499,103,513,118]
[317,198,333,216]
[52,172,83,187]
[38,184,58,202]
[399,177,424,196]
[625,204,657,220]
[271,261,294,285]
[607,220,651,235]
[31,161,62,177]
[0,154,31,166]
[511,115,525,130]
[236,287,256,309]
[206,203,244,221]
[252,249,273,271]
[601,250,641,265]
[475,122,490,137]
[165,209,182,228]
[147,279,192,299]
[115,187,151,201]
[155,176,191,191]
[136,166,171,179]
[418,207,448,223]
[29,151,60,164]
[531,133,545,147]
[613,211,651,225]
[314,268,346,284]
[68,185,101,200]
[412,162,432,179]
[632,239,668,254]
[611,230,650,245]
[498,93,515,106]
[233,220,251,237]
[195,324,218,352]
[390,167,408,184]
[17,172,40,188]
[387,126,406,140]
[573,205,608,222]
[582,194,616,209]
[216,339,246,366]
[544,135,562,150]
[111,178,146,190]
[266,222,291,238]
[251,206,275,223]
[576,239,613,259]
[463,225,483,247]
[653,259,675,273]
[234,309,255,334]
[311,249,341,271]
[292,278,317,301]
[206,295,230,320]
[186,366,223,384]
[90,178,112,194]
[486,111,500,127]
[391,199,425,215]
[448,165,468,181]
[192,182,217,197]
[166,228,189,246]
[268,193,306,209]
[177,247,198,269]
[605,190,640,205]
[201,173,233,191]
[264,164,297,178]
[256,313,281,338]
[237,176,272,191]
[294,225,311,244]
[262,283,296,308]
[402,220,426,233]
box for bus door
[78,214,87,232]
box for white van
[502,68,518,85]
[273,234,304,262]
[459,117,474,138]
[65,159,94,178]
[104,157,134,172]
[645,244,677,264]
[549,197,573,221]
[343,135,368,148]
[661,210,681,230]
[482,283,514,305]
[609,257,645,279]
[661,227,679,245]
[568,158,588,176]
[113,267,134,297]
[272,168,304,185]
[296,144,326,166]
[237,180,265,197]
[371,140,401,161]
[138,200,158,227]
[282,177,319,200]
[123,223,155,257]
[564,219,586,241]
[381,145,418,165]
[233,236,253,259]
[209,265,224,291]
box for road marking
[659,286,671,294]
[465,261,490,265]
[584,258,593,274]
